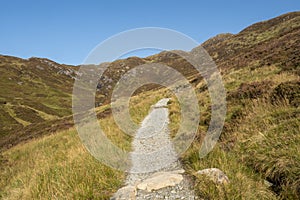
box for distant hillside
[200,11,300,74]
[1,12,299,150]
[97,11,300,103]
[0,56,78,149]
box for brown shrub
[271,80,300,107]
[228,81,273,100]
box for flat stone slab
[137,171,184,192]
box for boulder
[197,168,229,185]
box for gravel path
[112,98,197,200]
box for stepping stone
[137,171,184,192]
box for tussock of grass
[234,100,300,199]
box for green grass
[183,145,277,199]
[0,56,74,138]
[234,100,300,199]
[3,103,31,126]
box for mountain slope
[0,55,77,149]
[0,11,299,199]
[200,11,300,75]
[2,12,298,151]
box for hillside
[200,12,300,75]
[0,11,299,199]
[0,56,77,149]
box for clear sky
[1,0,299,65]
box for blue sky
[1,0,299,65]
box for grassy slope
[184,12,300,197]
[0,90,167,199]
[0,129,124,199]
[0,56,76,149]
[0,12,299,199]
[184,66,299,199]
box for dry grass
[0,128,125,199]
[1,78,299,199]
[234,100,300,199]
[0,88,180,199]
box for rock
[111,185,137,200]
[137,171,184,192]
[264,179,273,187]
[197,168,229,185]
[36,65,44,70]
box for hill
[0,11,299,199]
[0,56,77,149]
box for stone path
[112,98,197,200]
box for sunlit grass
[0,128,124,199]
